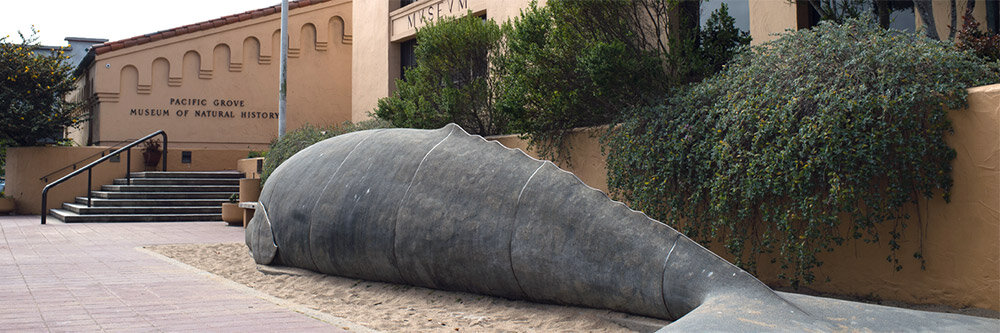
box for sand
[147,242,667,332]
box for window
[700,0,750,32]
[400,38,417,81]
[795,0,915,33]
[988,0,999,33]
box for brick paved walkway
[0,215,351,332]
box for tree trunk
[877,0,891,29]
[914,0,940,40]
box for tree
[374,14,507,136]
[0,28,84,147]
[494,1,668,160]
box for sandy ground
[147,242,667,332]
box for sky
[3,0,755,47]
[2,0,281,46]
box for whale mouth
[246,201,279,265]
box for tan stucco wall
[6,146,252,215]
[88,0,352,149]
[351,0,539,122]
[491,85,1000,311]
[748,0,800,45]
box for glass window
[400,38,417,81]
[700,0,750,32]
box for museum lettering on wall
[405,0,469,29]
[128,98,279,120]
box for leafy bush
[606,19,996,287]
[495,2,667,161]
[247,150,267,158]
[374,13,507,136]
[497,1,749,162]
[261,119,392,184]
[1,28,85,146]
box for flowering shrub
[0,28,84,146]
[606,19,996,287]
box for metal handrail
[38,139,133,183]
[41,130,168,224]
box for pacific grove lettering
[405,0,468,29]
[169,97,246,107]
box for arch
[119,65,139,96]
[243,36,261,66]
[152,58,170,90]
[300,23,318,51]
[213,43,231,75]
[271,29,287,59]
[182,50,201,84]
[329,16,346,45]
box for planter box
[221,202,242,225]
[0,198,15,214]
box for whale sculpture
[247,124,998,331]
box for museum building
[71,0,998,149]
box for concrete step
[50,209,221,223]
[101,184,240,192]
[90,191,235,199]
[62,203,222,215]
[76,197,230,207]
[129,171,243,179]
[113,178,240,186]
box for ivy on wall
[605,19,996,287]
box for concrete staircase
[48,171,242,223]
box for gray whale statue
[247,124,998,332]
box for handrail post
[161,132,168,171]
[41,189,48,225]
[87,169,92,207]
[126,148,131,185]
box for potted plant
[221,193,242,225]
[142,139,162,169]
[0,191,14,214]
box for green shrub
[495,2,667,161]
[261,119,392,185]
[606,19,995,287]
[497,1,749,162]
[374,13,507,136]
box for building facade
[72,0,998,149]
[76,0,351,149]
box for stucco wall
[748,0,799,45]
[6,146,252,215]
[490,85,1000,311]
[88,0,352,149]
